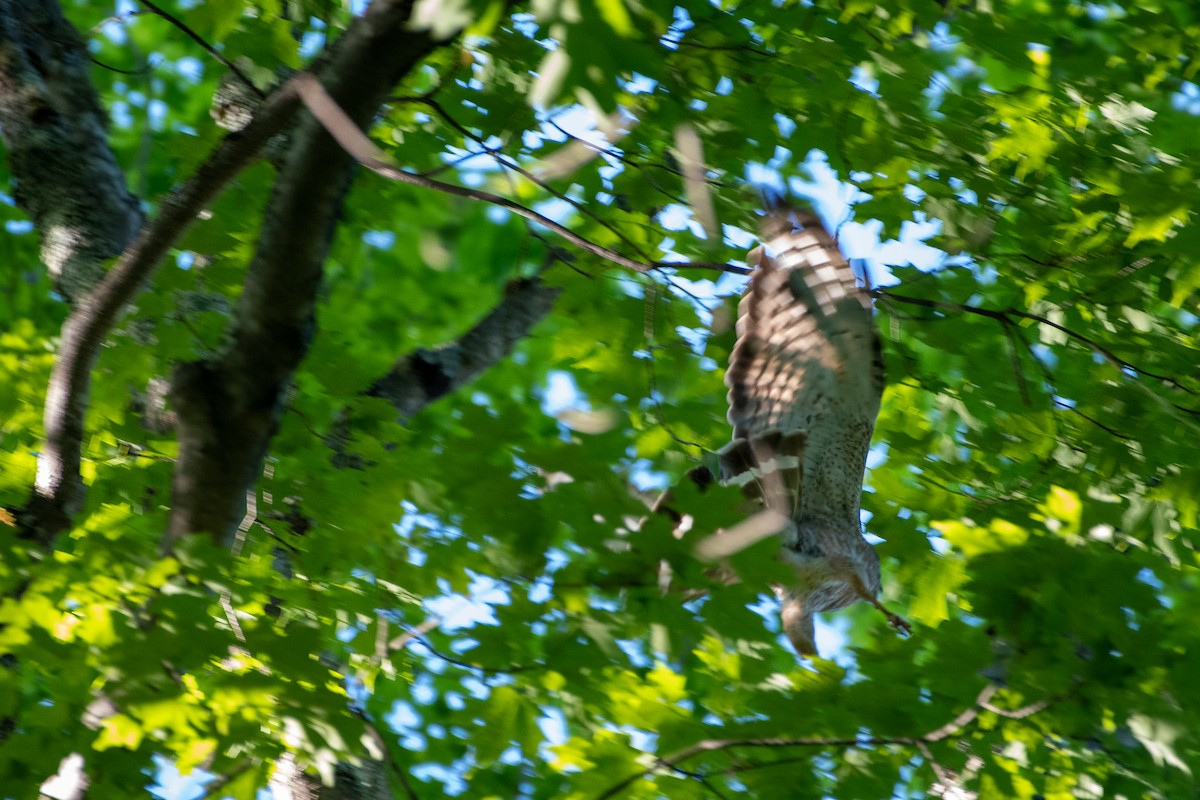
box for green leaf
[907,555,965,626]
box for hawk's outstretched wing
[720,207,882,519]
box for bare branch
[15,72,302,542]
[595,683,1051,800]
[292,74,747,277]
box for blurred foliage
[2,0,1199,797]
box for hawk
[717,205,907,657]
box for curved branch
[410,636,545,675]
[18,73,302,542]
[292,74,748,277]
[0,1,303,541]
[136,0,263,97]
[595,683,1045,800]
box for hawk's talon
[866,595,911,637]
[885,611,912,636]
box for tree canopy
[1,0,1198,798]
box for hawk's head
[777,520,882,656]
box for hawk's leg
[873,599,912,636]
[848,571,911,637]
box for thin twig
[877,290,1200,417]
[1054,400,1133,441]
[642,291,706,452]
[89,57,152,76]
[137,0,264,98]
[410,636,544,675]
[387,617,442,652]
[918,471,1029,508]
[1000,318,1031,407]
[878,290,1188,389]
[419,97,655,262]
[541,116,702,203]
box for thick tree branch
[168,0,455,544]
[0,0,137,539]
[0,0,148,537]
[369,276,561,419]
[8,60,303,543]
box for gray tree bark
[0,0,143,536]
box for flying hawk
[717,205,908,656]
